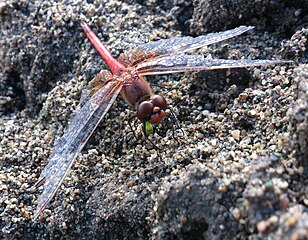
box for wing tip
[257,59,294,65]
[32,200,49,222]
[32,210,40,222]
[237,25,255,32]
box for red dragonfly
[32,23,288,220]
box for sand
[0,0,307,239]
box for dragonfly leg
[144,135,160,151]
[27,177,46,193]
[141,122,161,151]
[167,107,186,145]
[128,114,140,141]
[127,115,140,155]
[128,115,161,151]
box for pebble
[210,139,218,147]
[238,93,248,101]
[257,220,268,233]
[232,113,239,119]
[287,218,298,227]
[249,109,257,116]
[231,130,241,141]
[0,1,302,239]
[231,208,241,220]
[279,195,290,208]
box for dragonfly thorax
[137,95,167,124]
[120,72,153,106]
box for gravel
[0,0,307,239]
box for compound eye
[137,101,153,121]
[152,95,167,109]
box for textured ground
[0,0,307,239]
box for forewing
[33,80,122,220]
[119,26,254,67]
[136,54,289,76]
[141,26,254,55]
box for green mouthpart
[145,121,154,136]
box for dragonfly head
[137,95,167,124]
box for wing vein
[33,80,122,220]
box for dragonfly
[32,23,289,220]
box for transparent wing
[118,26,254,67]
[33,80,122,220]
[141,26,254,55]
[135,54,290,76]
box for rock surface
[0,0,307,239]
